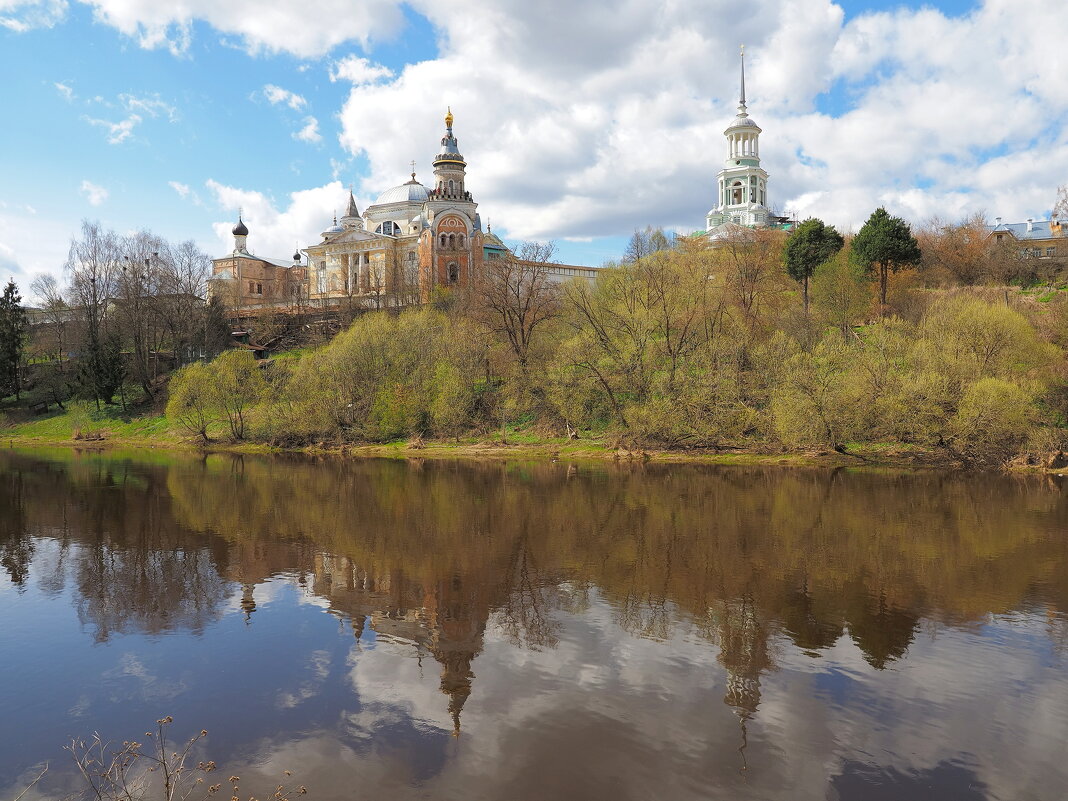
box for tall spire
[739,44,747,113]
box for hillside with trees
[4,208,1068,468]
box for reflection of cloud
[102,653,188,703]
[277,650,332,709]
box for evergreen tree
[782,218,844,313]
[78,328,125,408]
[0,279,27,401]
[851,207,921,310]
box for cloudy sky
[1,0,1066,294]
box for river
[1,448,1066,800]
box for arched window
[458,234,464,247]
[448,262,459,284]
[440,234,447,248]
[448,179,454,192]
[448,233,455,249]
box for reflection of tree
[844,589,921,669]
[4,449,1068,731]
[496,536,563,650]
[0,468,33,590]
[0,451,231,639]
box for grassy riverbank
[0,402,1012,470]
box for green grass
[3,403,173,443]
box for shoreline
[5,429,1065,474]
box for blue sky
[1,0,1065,295]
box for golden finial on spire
[445,106,454,128]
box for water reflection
[1,449,1067,800]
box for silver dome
[374,180,429,206]
[725,114,761,131]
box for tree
[1054,185,1068,220]
[916,214,1003,286]
[29,273,70,364]
[713,225,790,330]
[0,279,27,401]
[66,221,122,407]
[166,361,217,440]
[211,350,266,440]
[468,241,561,372]
[811,250,871,337]
[852,207,921,311]
[78,328,125,408]
[623,227,671,264]
[782,218,844,313]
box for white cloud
[77,0,406,56]
[329,56,393,84]
[84,113,141,144]
[321,0,1068,243]
[0,0,67,32]
[120,92,177,121]
[0,210,71,288]
[294,116,322,144]
[262,84,307,111]
[169,180,191,198]
[54,81,74,101]
[0,240,21,282]
[80,179,108,206]
[205,178,360,259]
[10,0,1068,251]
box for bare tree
[157,240,212,365]
[29,273,71,363]
[714,225,789,330]
[1053,185,1068,220]
[66,221,124,407]
[116,230,169,397]
[468,241,561,371]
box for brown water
[1,448,1067,800]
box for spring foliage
[163,228,1067,465]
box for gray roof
[374,180,429,206]
[725,113,760,131]
[987,219,1062,241]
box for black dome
[232,218,249,236]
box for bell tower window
[448,262,459,284]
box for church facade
[209,109,594,313]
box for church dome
[374,180,429,206]
[725,113,760,131]
[232,217,248,236]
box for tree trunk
[880,262,889,313]
[803,275,810,315]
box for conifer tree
[0,279,27,401]
[783,218,844,313]
[852,207,921,311]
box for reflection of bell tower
[716,595,771,772]
[424,572,489,736]
[240,582,256,624]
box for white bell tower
[706,46,771,231]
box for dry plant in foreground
[10,717,308,801]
